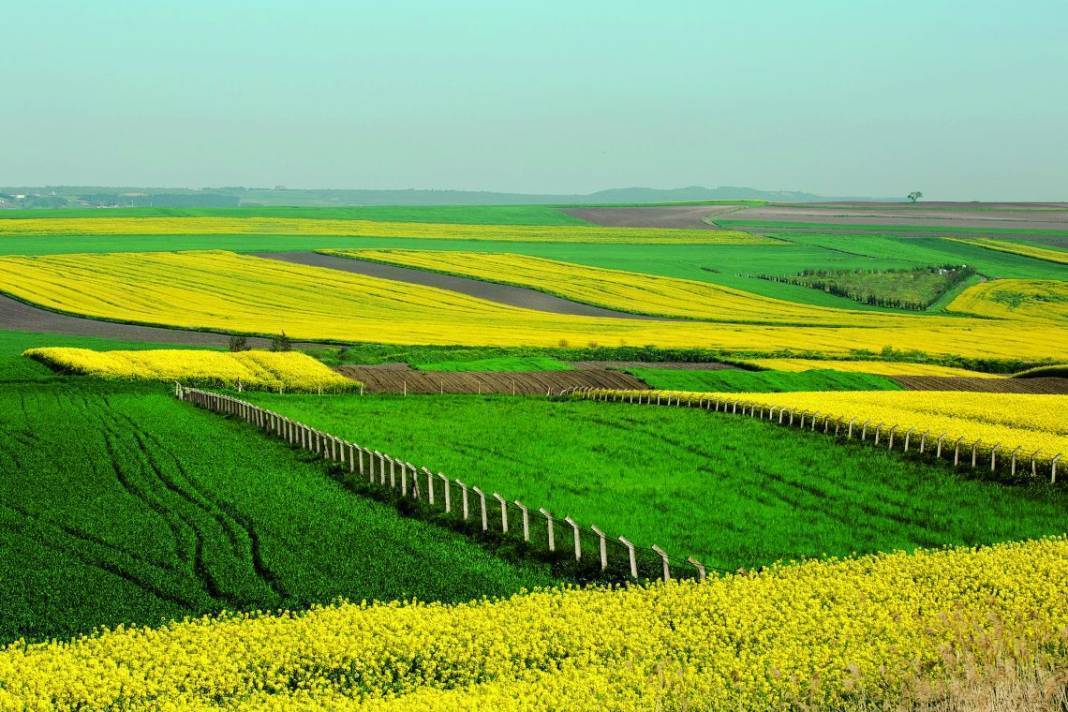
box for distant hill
[0,185,873,209]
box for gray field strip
[255,251,659,319]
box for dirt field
[563,206,738,229]
[256,252,655,319]
[0,293,331,349]
[721,203,1068,233]
[340,364,649,394]
[891,376,1068,393]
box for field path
[256,251,658,319]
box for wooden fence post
[539,508,555,552]
[990,443,1000,472]
[563,516,581,561]
[1010,446,1022,477]
[1052,454,1061,484]
[590,525,607,571]
[651,544,671,582]
[422,467,435,504]
[952,436,963,467]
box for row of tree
[757,265,975,311]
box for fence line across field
[557,387,1062,484]
[174,384,704,582]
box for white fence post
[618,536,637,579]
[1052,454,1061,484]
[651,544,671,582]
[563,516,581,561]
[590,525,607,571]
[422,467,435,504]
[492,493,508,533]
[539,508,555,552]
[471,486,488,531]
[514,500,530,542]
[439,473,451,513]
[455,479,470,521]
[687,556,706,582]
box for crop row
[567,389,1066,481]
[1,536,1065,710]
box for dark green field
[625,367,902,392]
[244,393,1068,574]
[0,331,552,644]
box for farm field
[24,347,356,391]
[0,215,768,245]
[625,367,902,392]
[1,249,1064,361]
[945,278,1068,322]
[340,364,646,394]
[0,333,552,643]
[241,393,1068,572]
[3,536,1066,710]
[743,358,1003,378]
[625,390,1068,462]
[948,236,1068,265]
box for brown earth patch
[339,364,650,395]
[724,203,1068,233]
[891,376,1068,393]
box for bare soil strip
[892,376,1068,394]
[255,252,657,319]
[0,293,330,349]
[340,365,650,394]
[562,206,730,229]
[724,204,1068,232]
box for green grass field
[242,393,1068,574]
[626,368,902,392]
[0,331,552,644]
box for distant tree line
[756,265,975,311]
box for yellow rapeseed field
[0,251,1065,360]
[947,279,1068,322]
[0,216,770,245]
[743,358,1003,379]
[325,248,932,326]
[23,347,356,392]
[948,236,1068,265]
[0,537,1065,710]
[647,390,1068,458]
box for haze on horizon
[3,1,1066,202]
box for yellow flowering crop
[23,347,356,392]
[742,358,1003,378]
[948,236,1068,265]
[947,279,1068,322]
[324,248,945,327]
[0,251,1065,360]
[0,215,771,245]
[633,390,1068,458]
[0,537,1065,710]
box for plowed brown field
[891,376,1068,393]
[339,365,649,395]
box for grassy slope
[627,368,902,392]
[0,331,552,643]
[244,393,1068,573]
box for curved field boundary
[0,293,332,349]
[255,251,658,319]
[340,365,649,395]
[562,389,1064,484]
[892,376,1068,393]
[177,386,701,583]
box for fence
[559,388,1063,485]
[174,384,708,583]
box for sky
[3,1,1067,200]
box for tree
[907,191,923,203]
[270,331,292,352]
[227,334,249,352]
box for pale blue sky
[3,1,1066,199]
